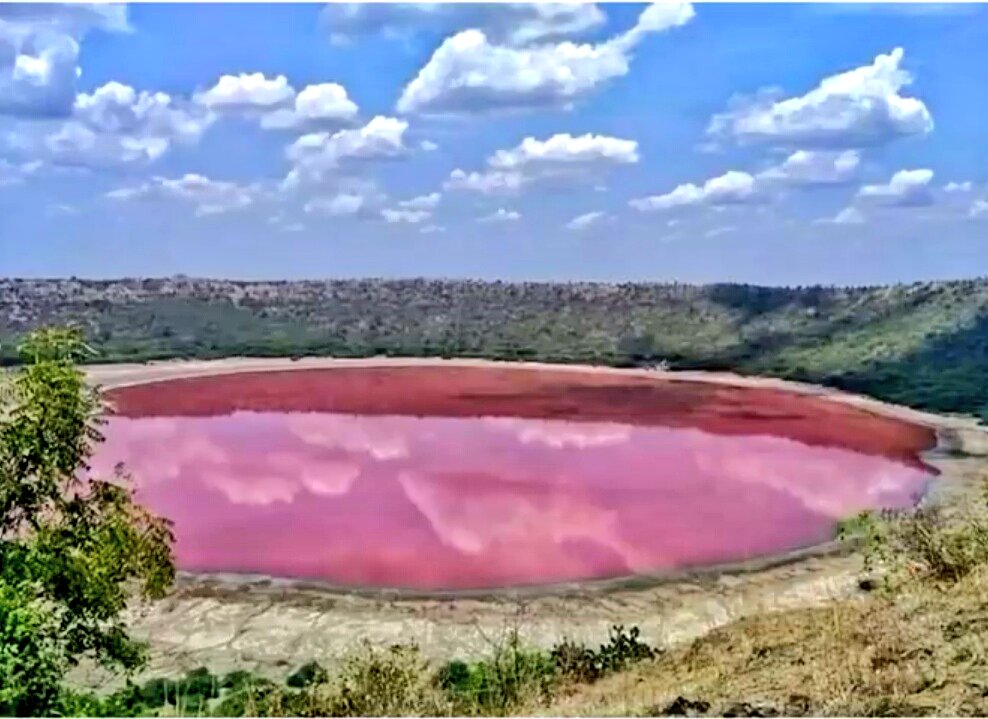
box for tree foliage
[0,327,175,715]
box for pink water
[94,368,937,591]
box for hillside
[3,276,988,418]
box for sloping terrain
[4,277,988,417]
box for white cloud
[194,73,294,110]
[479,208,520,223]
[396,2,694,115]
[444,168,524,195]
[260,83,359,130]
[758,149,860,186]
[419,223,446,235]
[106,173,257,216]
[944,181,973,193]
[73,81,212,139]
[398,192,441,210]
[489,133,638,169]
[20,81,215,167]
[566,210,606,230]
[195,74,359,131]
[704,225,736,238]
[0,157,41,187]
[382,208,431,224]
[858,168,934,206]
[0,4,129,117]
[830,206,866,225]
[708,48,932,148]
[446,132,638,195]
[630,170,761,211]
[283,115,409,189]
[970,200,988,219]
[322,3,606,47]
[304,192,366,217]
[419,139,438,152]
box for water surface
[94,367,937,590]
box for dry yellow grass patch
[539,566,988,717]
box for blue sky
[1,2,985,285]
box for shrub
[437,631,556,715]
[840,478,988,588]
[551,625,657,684]
[286,661,328,688]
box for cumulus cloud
[322,3,606,47]
[0,157,41,187]
[194,72,295,110]
[304,192,366,217]
[630,170,762,211]
[419,139,438,152]
[479,208,520,223]
[489,133,638,170]
[282,115,409,190]
[444,168,524,195]
[0,4,129,117]
[106,173,258,216]
[828,206,866,225]
[566,210,606,230]
[857,168,934,206]
[396,2,694,115]
[381,207,431,224]
[196,73,358,131]
[446,132,638,195]
[398,192,441,210]
[970,200,988,219]
[704,225,736,238]
[707,48,932,148]
[259,83,359,130]
[758,149,860,186]
[5,80,214,167]
[944,181,973,193]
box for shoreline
[74,357,988,686]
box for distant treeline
[3,276,988,419]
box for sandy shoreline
[74,357,988,687]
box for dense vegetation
[4,276,988,418]
[0,329,175,716]
[57,625,660,717]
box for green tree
[0,327,175,715]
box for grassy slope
[542,570,988,717]
[4,277,988,417]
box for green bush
[286,661,328,689]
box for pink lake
[93,367,938,591]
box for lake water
[93,366,937,590]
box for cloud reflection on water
[91,410,932,589]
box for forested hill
[3,276,988,420]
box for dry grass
[541,541,988,716]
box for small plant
[550,625,657,684]
[323,643,446,717]
[437,630,556,715]
[840,478,988,589]
[286,661,328,689]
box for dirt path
[74,358,988,687]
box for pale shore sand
[73,357,988,686]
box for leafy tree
[0,327,175,715]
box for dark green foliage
[436,631,556,715]
[6,277,988,418]
[0,327,176,715]
[286,661,328,688]
[551,625,657,683]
